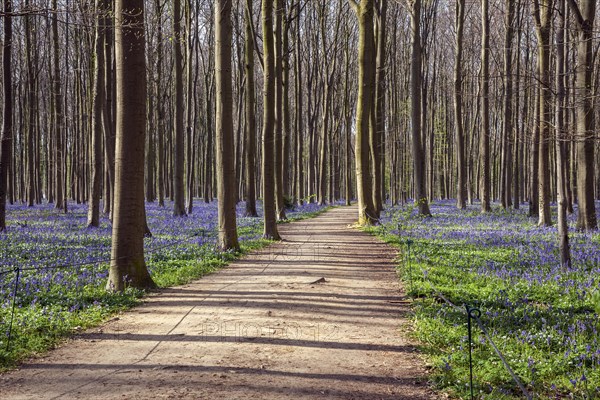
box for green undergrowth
[365,203,600,399]
[0,205,333,371]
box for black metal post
[406,239,414,295]
[466,304,481,400]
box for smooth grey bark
[173,0,186,216]
[88,0,108,228]
[215,0,240,251]
[0,0,12,230]
[567,0,597,231]
[500,0,514,209]
[244,0,258,217]
[532,0,553,226]
[479,0,491,212]
[261,0,280,239]
[454,0,466,210]
[410,0,431,216]
[349,0,378,225]
[556,0,571,268]
[108,0,156,291]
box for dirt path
[1,206,434,400]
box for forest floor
[0,205,434,400]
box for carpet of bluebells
[0,199,328,369]
[372,200,600,398]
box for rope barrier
[404,239,533,399]
[0,228,213,276]
[472,312,533,399]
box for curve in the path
[0,205,434,400]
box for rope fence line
[404,239,533,400]
[0,205,319,356]
[0,227,217,277]
[0,227,225,352]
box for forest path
[1,205,434,400]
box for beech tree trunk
[274,0,287,220]
[294,2,304,206]
[244,0,258,217]
[501,0,514,209]
[351,0,377,225]
[0,0,12,231]
[52,0,66,212]
[533,0,553,226]
[261,0,281,239]
[215,0,240,251]
[479,0,491,212]
[108,0,156,291]
[454,0,466,210]
[556,0,571,268]
[373,0,386,214]
[410,0,431,216]
[173,0,186,216]
[156,0,165,207]
[567,0,597,231]
[88,0,108,228]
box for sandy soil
[0,205,435,400]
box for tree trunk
[533,0,553,226]
[282,10,291,205]
[344,24,352,206]
[454,0,466,209]
[215,0,240,251]
[294,2,304,206]
[567,0,597,230]
[479,0,491,212]
[274,0,287,220]
[261,0,280,239]
[108,0,156,291]
[410,0,431,216]
[156,0,165,207]
[352,0,377,225]
[244,0,258,217]
[185,0,195,214]
[373,0,386,213]
[501,0,514,209]
[0,0,12,230]
[103,4,116,217]
[51,0,66,212]
[556,0,571,268]
[88,0,108,228]
[173,0,186,216]
[513,5,523,210]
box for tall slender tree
[52,0,66,212]
[532,0,553,226]
[244,0,258,217]
[294,1,304,206]
[479,0,491,213]
[454,0,466,210]
[567,0,597,231]
[274,0,287,219]
[262,0,281,239]
[173,0,186,216]
[500,0,515,209]
[108,0,156,291]
[0,0,13,231]
[215,0,239,250]
[348,0,377,225]
[409,0,431,216]
[88,0,108,228]
[556,0,571,268]
[373,0,387,214]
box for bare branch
[566,0,585,28]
